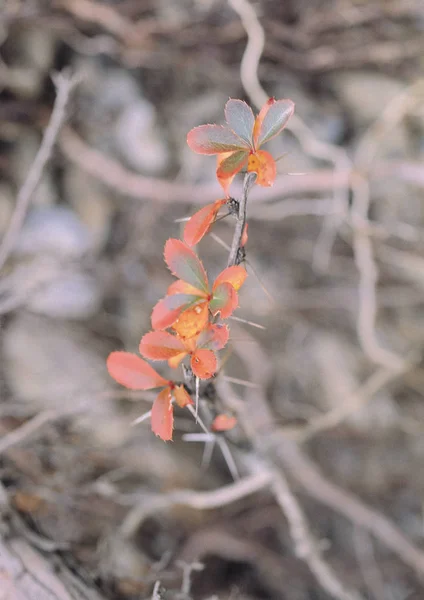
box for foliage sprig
[107,97,294,441]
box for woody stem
[227,172,257,268]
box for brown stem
[227,172,257,268]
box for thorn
[246,259,276,305]
[131,410,152,426]
[223,375,260,388]
[228,314,266,330]
[210,232,231,252]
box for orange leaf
[247,150,276,187]
[211,414,237,432]
[151,294,198,330]
[168,352,188,369]
[173,384,193,408]
[107,352,168,390]
[191,348,217,379]
[184,199,227,247]
[151,387,173,441]
[139,331,185,361]
[216,151,248,195]
[213,265,247,292]
[206,323,229,350]
[253,98,275,149]
[172,301,209,340]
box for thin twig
[227,172,256,267]
[0,70,80,271]
[151,580,164,600]
[120,471,273,538]
[227,0,267,107]
[0,410,57,455]
[275,435,424,576]
[299,364,407,441]
[351,175,405,369]
[272,471,364,600]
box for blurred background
[1,1,424,599]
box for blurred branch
[0,410,57,455]
[0,70,80,272]
[272,470,364,600]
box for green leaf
[216,150,249,178]
[210,282,238,318]
[187,125,249,154]
[257,99,295,146]
[164,239,209,294]
[225,99,255,147]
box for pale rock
[2,313,110,412]
[27,270,102,320]
[114,100,170,174]
[13,206,93,259]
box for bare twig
[351,175,405,369]
[151,580,165,600]
[57,0,133,40]
[348,81,423,369]
[225,324,424,579]
[0,70,80,272]
[0,410,57,455]
[227,172,256,267]
[227,0,267,107]
[299,364,407,441]
[275,436,424,576]
[120,471,273,538]
[272,471,364,600]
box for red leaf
[210,282,238,319]
[191,348,217,379]
[255,99,294,147]
[139,331,185,361]
[164,239,209,295]
[253,98,275,148]
[211,414,237,432]
[187,124,249,154]
[247,150,276,187]
[224,99,255,147]
[213,265,247,292]
[183,199,227,247]
[173,384,193,408]
[151,387,173,441]
[107,352,168,390]
[208,323,230,350]
[197,323,229,351]
[151,294,198,330]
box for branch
[227,172,256,267]
[275,435,424,576]
[0,70,80,272]
[272,471,364,600]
